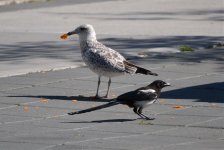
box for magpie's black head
[149,80,171,89]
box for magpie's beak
[164,82,171,86]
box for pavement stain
[138,120,154,125]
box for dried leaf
[210,103,218,108]
[60,33,68,40]
[173,105,185,109]
[111,94,117,98]
[71,100,78,103]
[122,104,129,108]
[176,100,181,102]
[110,92,117,97]
[23,106,29,112]
[40,99,48,103]
[159,99,165,104]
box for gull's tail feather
[68,101,120,115]
[124,61,158,76]
[123,61,137,74]
[135,66,158,76]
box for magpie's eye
[157,82,162,87]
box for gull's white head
[66,24,96,42]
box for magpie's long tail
[68,101,120,115]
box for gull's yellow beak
[60,33,68,40]
[60,30,76,40]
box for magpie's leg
[138,107,155,120]
[95,76,101,98]
[133,107,145,119]
[105,77,111,98]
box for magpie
[68,80,170,120]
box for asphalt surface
[0,0,224,150]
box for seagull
[61,24,158,98]
[68,80,170,120]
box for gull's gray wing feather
[85,42,130,72]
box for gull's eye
[80,27,86,31]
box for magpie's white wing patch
[137,89,157,100]
[139,89,156,93]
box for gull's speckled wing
[82,41,136,74]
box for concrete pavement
[0,56,223,150]
[0,0,224,150]
[0,0,223,77]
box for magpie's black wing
[136,88,157,101]
[117,90,140,102]
[117,88,157,103]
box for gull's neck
[79,32,97,50]
[79,31,97,42]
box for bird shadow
[8,95,113,103]
[8,82,224,104]
[161,82,224,103]
[61,118,136,124]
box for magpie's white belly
[134,100,156,108]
